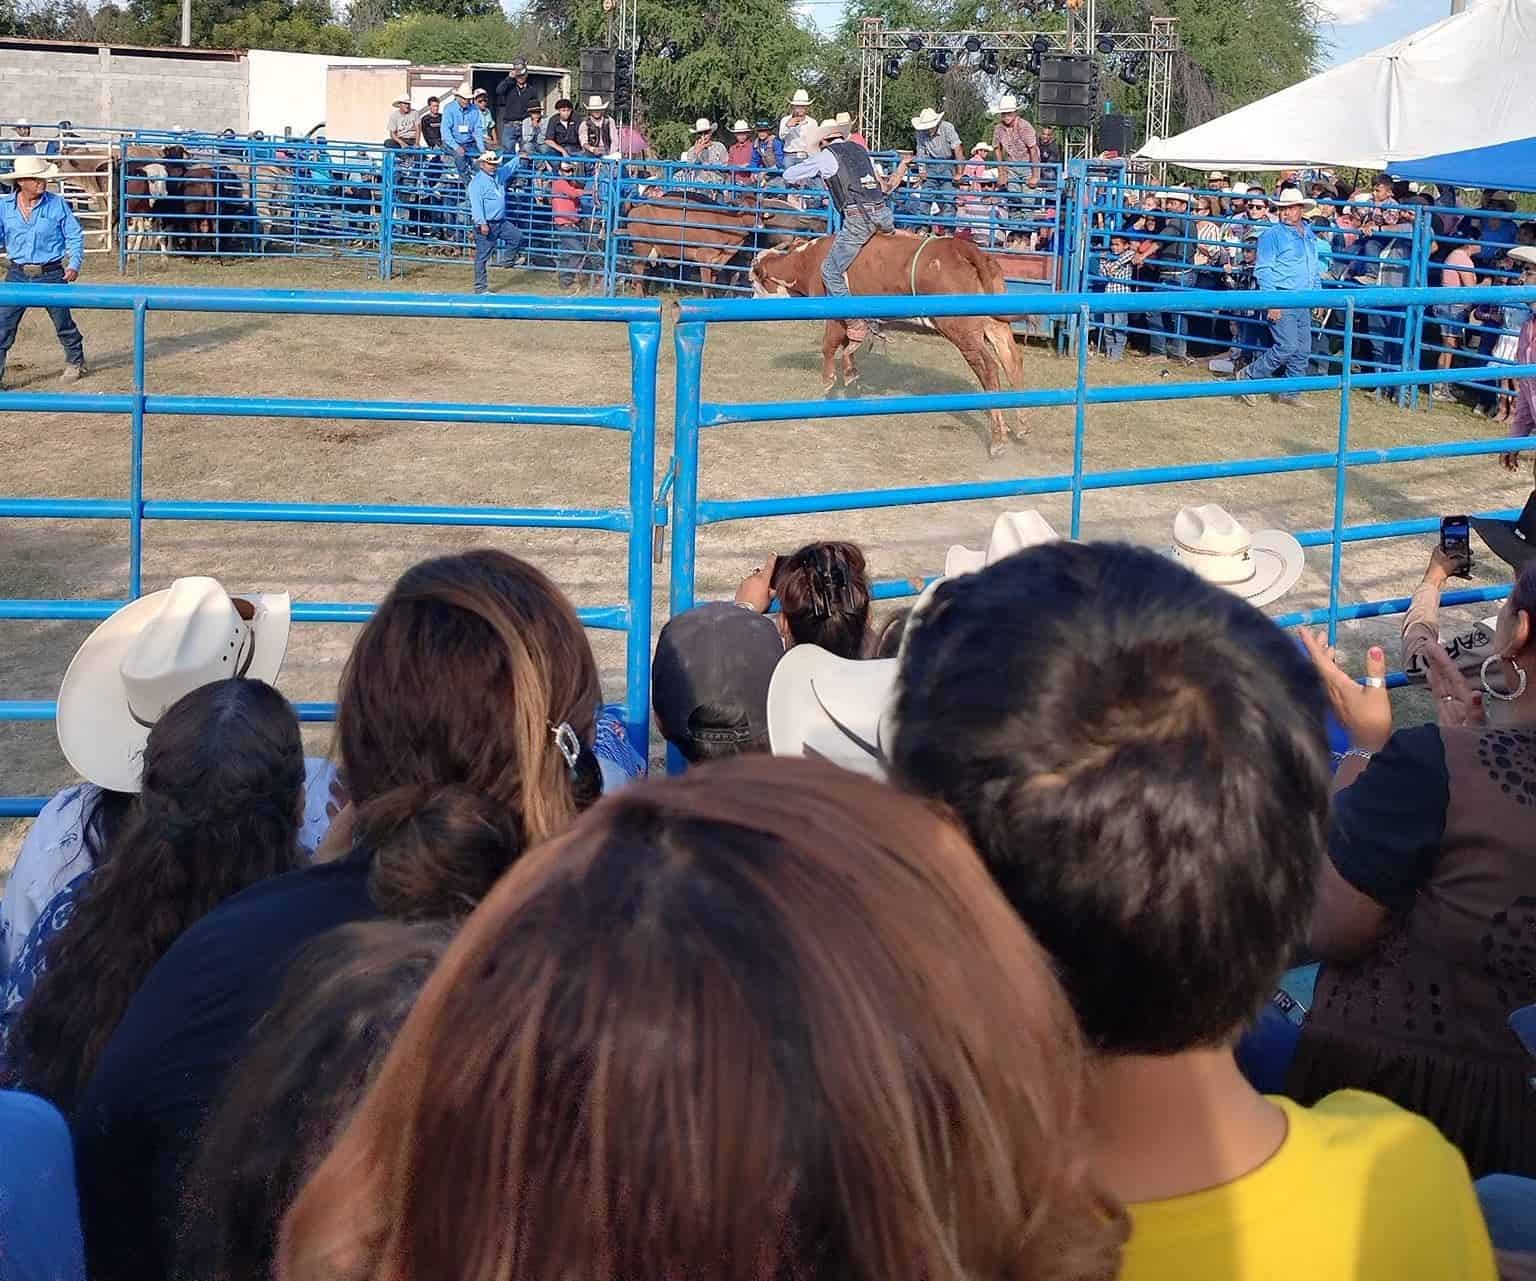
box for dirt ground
[3,254,1528,875]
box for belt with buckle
[18,261,63,279]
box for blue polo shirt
[1254,220,1323,292]
[0,188,85,271]
[467,167,505,225]
[440,98,484,155]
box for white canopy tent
[1137,0,1536,171]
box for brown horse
[751,231,1029,457]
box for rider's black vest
[823,140,884,212]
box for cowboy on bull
[0,154,87,388]
[782,118,912,346]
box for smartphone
[1440,514,1471,576]
[1511,1004,1536,1059]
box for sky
[1316,0,1464,67]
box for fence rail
[0,282,661,818]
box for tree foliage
[360,11,559,64]
[210,0,354,53]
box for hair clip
[550,721,581,773]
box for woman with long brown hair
[3,678,305,1114]
[73,549,605,1281]
[277,757,1126,1281]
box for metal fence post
[129,299,148,599]
[1071,301,1090,537]
[624,316,661,756]
[116,136,129,276]
[1328,298,1357,646]
[380,148,395,281]
[1404,214,1431,410]
[603,160,622,294]
[670,320,707,617]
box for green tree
[211,0,355,52]
[554,0,818,159]
[361,11,558,64]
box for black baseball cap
[652,602,784,763]
[1472,490,1536,573]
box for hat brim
[911,112,944,129]
[1471,515,1536,572]
[0,163,61,182]
[1232,531,1306,607]
[944,546,988,577]
[767,645,895,780]
[55,590,291,793]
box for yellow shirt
[1120,1091,1496,1281]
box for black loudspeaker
[1098,113,1133,154]
[580,47,616,98]
[1038,53,1097,128]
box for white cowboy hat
[970,140,994,154]
[14,118,29,128]
[835,111,852,125]
[691,117,715,134]
[991,95,1020,115]
[1506,246,1536,269]
[586,94,609,110]
[911,107,945,131]
[730,119,751,133]
[944,510,1061,577]
[477,150,501,166]
[767,645,897,780]
[788,88,813,107]
[1156,188,1191,204]
[56,577,292,794]
[1272,186,1316,210]
[1170,505,1304,608]
[452,81,473,98]
[1223,182,1248,196]
[0,155,61,182]
[392,94,411,106]
[1207,169,1229,181]
[809,118,850,147]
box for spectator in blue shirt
[440,83,484,184]
[751,120,784,171]
[466,150,524,294]
[0,155,87,389]
[0,1090,86,1281]
[1232,186,1322,405]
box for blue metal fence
[669,282,1536,660]
[0,283,662,818]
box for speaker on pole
[1098,113,1134,154]
[1037,53,1098,128]
[580,47,617,98]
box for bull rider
[0,153,87,388]
[782,118,912,346]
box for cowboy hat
[56,577,292,794]
[753,118,774,130]
[991,94,1021,114]
[1170,505,1304,607]
[1472,491,1536,572]
[586,94,609,110]
[0,155,61,182]
[911,107,945,131]
[788,88,813,107]
[970,140,994,154]
[691,117,715,134]
[767,645,897,780]
[1156,188,1190,204]
[1507,246,1536,269]
[730,118,751,134]
[392,94,411,106]
[1272,186,1316,210]
[477,150,501,166]
[835,111,852,125]
[945,511,1061,577]
[452,81,473,98]
[808,117,850,147]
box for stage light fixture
[885,55,903,79]
[1097,34,1115,53]
[931,48,951,72]
[979,49,999,75]
[905,34,924,51]
[1032,34,1050,52]
[963,34,982,53]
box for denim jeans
[445,147,475,184]
[472,219,524,293]
[556,224,584,286]
[1367,307,1406,374]
[821,203,894,298]
[0,262,85,375]
[1475,1175,1536,1250]
[1245,306,1312,383]
[1101,310,1127,359]
[1149,268,1193,358]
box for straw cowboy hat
[1156,188,1191,204]
[944,510,1061,577]
[477,150,502,167]
[835,111,853,126]
[730,119,751,134]
[788,88,813,107]
[1507,246,1536,269]
[0,155,61,182]
[911,107,945,131]
[586,93,609,110]
[452,81,473,98]
[690,117,715,134]
[970,140,994,154]
[392,94,411,107]
[767,645,897,781]
[808,117,850,147]
[1272,186,1316,210]
[56,577,292,794]
[991,95,1021,115]
[1170,504,1304,607]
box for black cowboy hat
[1472,490,1536,572]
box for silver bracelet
[1332,747,1375,764]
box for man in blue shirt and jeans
[466,150,524,294]
[0,154,87,388]
[441,82,485,185]
[1234,186,1322,406]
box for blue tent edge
[1394,136,1536,193]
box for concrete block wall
[0,45,248,132]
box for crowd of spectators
[3,477,1536,1278]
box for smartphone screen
[1440,514,1470,556]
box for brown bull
[751,231,1029,457]
[623,195,771,291]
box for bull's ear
[762,211,775,222]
